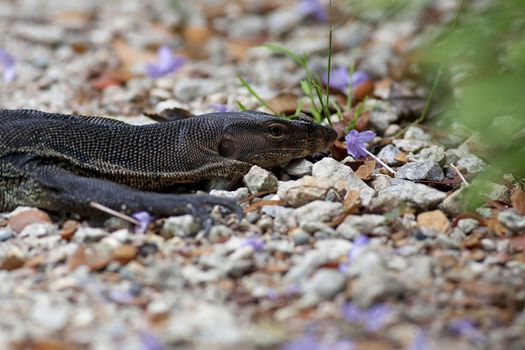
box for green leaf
[260,44,305,67]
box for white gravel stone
[396,160,444,181]
[243,165,278,195]
[372,182,447,210]
[312,157,375,205]
[498,210,525,233]
[163,215,200,237]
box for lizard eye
[269,124,285,138]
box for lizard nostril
[325,127,338,142]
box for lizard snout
[324,127,338,144]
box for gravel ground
[1,1,524,349]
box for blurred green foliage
[349,0,525,208]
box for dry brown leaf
[53,11,90,26]
[417,210,450,233]
[112,245,138,264]
[0,255,25,271]
[266,92,299,114]
[183,25,212,59]
[508,236,525,253]
[355,159,376,180]
[462,235,481,249]
[332,140,349,161]
[344,190,360,210]
[244,200,285,213]
[68,246,110,271]
[394,151,408,164]
[59,220,80,241]
[353,80,375,102]
[113,38,156,73]
[91,69,131,90]
[511,188,525,215]
[12,339,68,350]
[226,38,264,61]
[8,208,51,233]
[485,216,508,236]
[24,255,45,269]
[373,78,393,99]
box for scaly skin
[0,109,337,220]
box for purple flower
[348,234,369,261]
[287,284,301,296]
[0,48,16,83]
[342,302,391,332]
[351,71,370,88]
[139,332,167,350]
[449,319,487,345]
[298,0,328,22]
[282,334,354,350]
[241,237,265,252]
[322,67,370,92]
[338,234,370,273]
[282,334,319,350]
[210,103,230,112]
[407,329,429,350]
[132,211,153,233]
[109,289,135,304]
[345,129,376,159]
[146,46,186,78]
[266,288,279,300]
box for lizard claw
[192,194,243,222]
[182,194,242,235]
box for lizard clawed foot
[154,194,241,235]
[185,194,242,235]
[191,194,243,222]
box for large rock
[372,182,446,210]
[312,157,375,205]
[377,144,402,166]
[407,145,446,165]
[302,269,347,301]
[243,165,278,195]
[337,214,391,239]
[277,176,334,207]
[293,200,344,224]
[396,160,444,181]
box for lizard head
[211,111,337,169]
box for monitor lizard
[0,109,337,223]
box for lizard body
[0,109,337,219]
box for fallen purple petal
[407,329,429,350]
[0,48,16,83]
[282,334,354,350]
[298,0,328,22]
[282,334,319,350]
[348,234,370,261]
[146,46,186,78]
[345,130,376,159]
[109,289,135,304]
[323,67,370,92]
[449,319,487,345]
[339,234,370,273]
[210,103,230,112]
[139,332,167,350]
[323,66,349,91]
[342,302,391,332]
[351,71,369,88]
[266,288,279,300]
[132,211,153,233]
[241,237,265,252]
[364,303,391,332]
